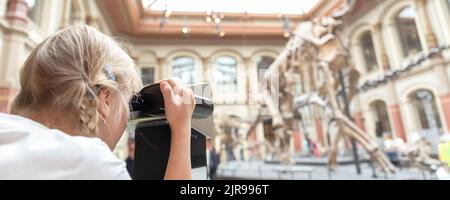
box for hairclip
[103,65,116,81]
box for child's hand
[160,79,196,134]
[160,79,195,180]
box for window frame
[141,67,156,85]
[213,55,239,94]
[395,5,423,58]
[359,31,378,73]
[410,89,443,130]
[171,56,196,85]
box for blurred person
[313,142,321,157]
[305,134,314,156]
[208,147,220,180]
[439,132,450,167]
[0,25,195,180]
[383,134,401,166]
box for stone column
[315,118,325,146]
[292,120,302,152]
[415,0,438,49]
[243,57,252,104]
[156,57,165,81]
[350,41,367,73]
[389,104,407,141]
[59,0,71,29]
[440,93,450,133]
[386,82,407,141]
[351,94,365,131]
[0,0,29,113]
[201,57,209,83]
[5,0,28,24]
[372,23,390,71]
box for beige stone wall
[341,0,450,142]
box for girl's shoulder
[0,113,130,180]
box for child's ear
[98,88,111,118]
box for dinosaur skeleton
[246,0,397,173]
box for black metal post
[338,69,362,175]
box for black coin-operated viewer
[129,83,215,180]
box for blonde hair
[11,25,142,136]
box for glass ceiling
[141,0,319,15]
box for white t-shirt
[0,113,131,180]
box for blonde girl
[0,25,195,180]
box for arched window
[410,90,442,130]
[257,56,275,81]
[214,56,238,93]
[360,31,378,72]
[172,56,195,85]
[26,0,42,25]
[370,100,391,138]
[396,6,423,57]
[141,67,155,85]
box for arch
[171,56,196,85]
[165,49,202,61]
[136,50,158,85]
[368,100,392,138]
[361,92,390,109]
[380,0,415,25]
[247,50,278,101]
[407,89,443,130]
[400,83,447,135]
[348,23,381,75]
[400,83,441,104]
[213,55,239,93]
[163,49,203,85]
[360,93,392,138]
[359,31,378,72]
[396,6,423,56]
[363,97,390,108]
[209,49,245,63]
[207,51,247,103]
[136,50,157,64]
[382,0,424,58]
[348,23,372,46]
[256,56,275,83]
[250,50,278,68]
[350,24,378,73]
[250,49,279,60]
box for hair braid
[79,85,99,137]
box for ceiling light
[182,27,190,34]
[164,10,172,18]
